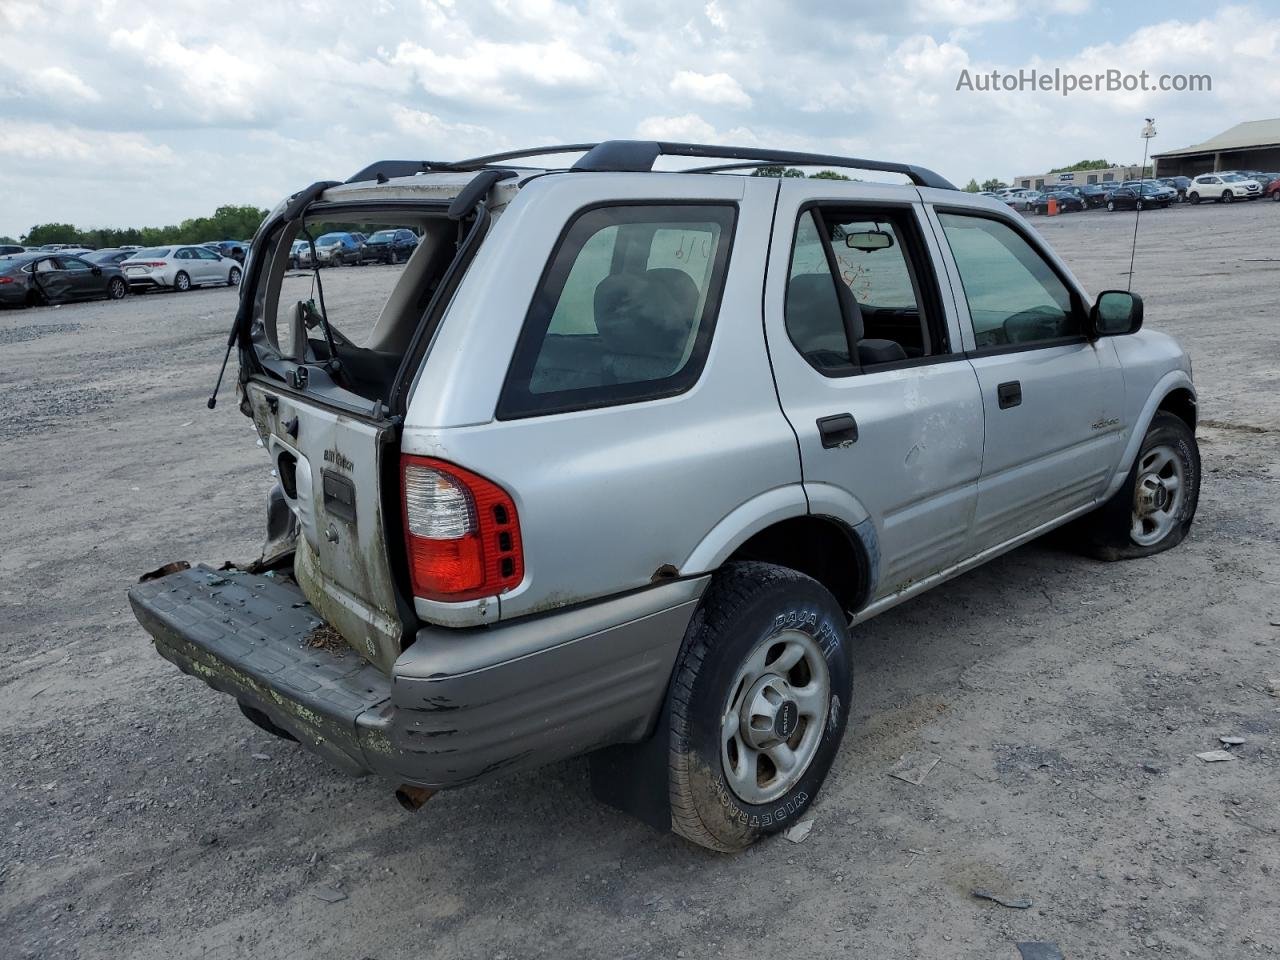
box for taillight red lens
[401,455,523,601]
[0,277,13,284]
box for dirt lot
[3,200,1278,960]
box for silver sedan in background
[119,245,243,292]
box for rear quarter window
[497,203,736,419]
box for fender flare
[1101,370,1197,501]
[679,482,882,598]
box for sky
[1,0,1277,239]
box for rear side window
[937,213,1080,349]
[497,203,736,419]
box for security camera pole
[1129,118,1157,291]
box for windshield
[1221,174,1247,182]
[133,247,172,259]
[316,235,344,246]
[368,230,396,242]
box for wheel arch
[1102,371,1197,501]
[680,484,879,616]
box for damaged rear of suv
[131,141,1199,851]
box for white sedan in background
[119,245,243,292]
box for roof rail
[572,140,956,189]
[345,140,956,190]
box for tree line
[5,204,270,249]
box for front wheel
[1076,412,1200,561]
[1221,190,1233,203]
[1107,200,1116,212]
[1272,191,1280,202]
[668,562,852,852]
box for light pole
[1129,118,1157,291]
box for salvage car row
[1,224,423,307]
[0,244,244,307]
[287,228,420,268]
[988,170,1280,215]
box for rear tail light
[401,456,523,601]
[0,277,13,284]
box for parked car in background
[1121,180,1178,205]
[1156,176,1191,200]
[364,228,420,263]
[120,245,244,292]
[84,248,137,267]
[203,240,250,263]
[0,252,128,307]
[1007,190,1042,211]
[0,244,25,256]
[313,232,366,266]
[1077,184,1109,207]
[1106,185,1171,211]
[1031,190,1086,214]
[1187,173,1262,203]
[1267,177,1280,202]
[288,239,310,269]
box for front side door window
[936,213,1080,349]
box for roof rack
[345,140,956,190]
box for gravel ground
[2,201,1278,960]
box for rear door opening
[241,195,493,671]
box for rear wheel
[173,270,191,292]
[1189,191,1201,204]
[1076,412,1200,560]
[668,562,852,852]
[227,266,241,287]
[107,277,127,300]
[1107,200,1116,212]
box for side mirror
[1091,290,1143,337]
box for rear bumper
[129,565,705,789]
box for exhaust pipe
[395,784,437,811]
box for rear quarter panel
[402,174,803,623]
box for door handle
[817,413,858,448]
[997,381,1022,409]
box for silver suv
[130,141,1200,852]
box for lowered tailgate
[246,380,406,673]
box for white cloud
[0,121,173,165]
[637,113,719,141]
[670,70,751,107]
[29,66,101,103]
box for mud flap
[587,701,674,832]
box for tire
[227,266,241,287]
[1076,412,1200,561]
[1189,191,1200,204]
[107,277,127,300]
[667,562,852,852]
[25,289,45,308]
[1272,191,1279,202]
[1136,200,1144,211]
[173,270,191,292]
[1107,200,1115,212]
[1222,191,1233,204]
